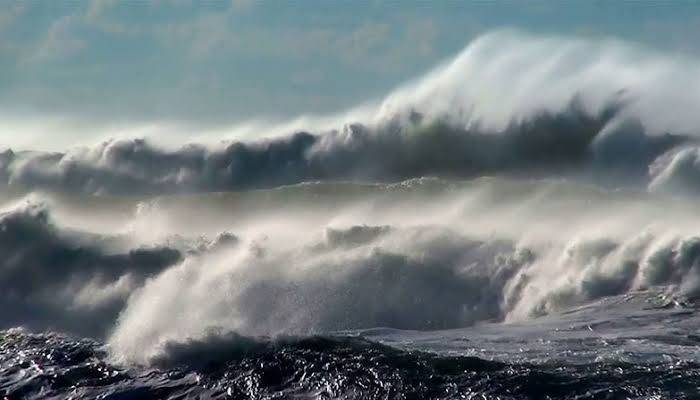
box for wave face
[5,31,700,398]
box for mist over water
[5,31,700,398]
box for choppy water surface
[3,292,700,399]
[0,179,700,399]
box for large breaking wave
[1,176,700,366]
[2,31,700,196]
[5,31,700,398]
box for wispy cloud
[2,1,700,130]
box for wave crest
[4,31,700,195]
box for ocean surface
[1,178,700,399]
[5,31,700,398]
[3,286,700,398]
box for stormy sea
[4,32,700,399]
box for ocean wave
[0,104,628,195]
[0,200,182,337]
[6,29,700,399]
[3,31,700,196]
[9,203,700,395]
[5,177,700,365]
[108,219,700,365]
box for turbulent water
[5,32,700,399]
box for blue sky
[2,1,700,126]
